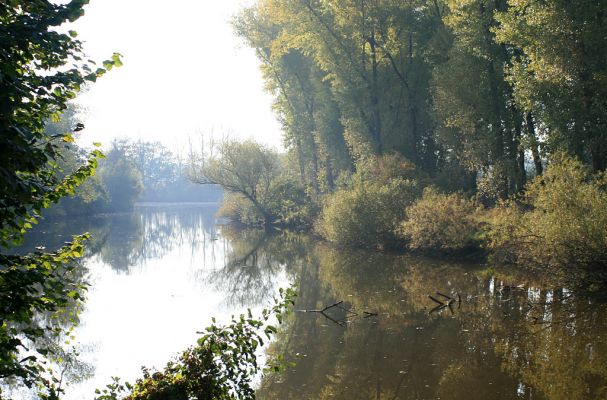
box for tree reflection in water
[258,241,607,400]
[18,209,607,399]
[204,227,307,307]
[94,204,222,271]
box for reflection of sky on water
[12,204,607,399]
[40,204,290,400]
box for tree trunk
[370,30,382,154]
[526,112,543,176]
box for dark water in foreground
[15,204,607,399]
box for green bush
[318,177,420,249]
[487,154,607,270]
[398,187,480,251]
[265,178,319,229]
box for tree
[431,0,530,199]
[99,143,144,212]
[43,105,109,217]
[189,139,280,225]
[234,7,351,192]
[494,0,607,171]
[0,0,120,393]
[235,0,442,187]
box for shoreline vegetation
[181,0,607,285]
[197,147,607,284]
[2,0,607,399]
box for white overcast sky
[69,0,283,152]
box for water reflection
[16,210,607,399]
[258,243,607,400]
[21,204,223,272]
[205,228,306,307]
[16,204,293,399]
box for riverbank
[221,153,607,287]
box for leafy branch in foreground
[94,287,297,400]
[0,0,121,394]
[0,237,89,390]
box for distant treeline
[44,108,222,218]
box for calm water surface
[16,203,289,399]
[15,204,607,399]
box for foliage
[0,238,88,391]
[93,287,297,400]
[355,153,422,185]
[494,0,607,171]
[432,0,531,199]
[318,175,420,249]
[217,192,265,226]
[234,0,607,260]
[264,177,319,229]
[42,106,109,218]
[398,187,480,251]
[236,0,606,209]
[487,154,607,270]
[0,0,119,391]
[0,0,120,243]
[45,136,223,217]
[107,139,223,203]
[235,0,440,191]
[317,154,422,248]
[98,143,144,212]
[189,139,280,225]
[190,139,316,228]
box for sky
[69,0,283,153]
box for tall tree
[432,0,527,198]
[495,0,607,171]
[236,0,441,177]
[235,6,351,191]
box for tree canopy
[235,0,607,199]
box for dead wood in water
[429,295,444,306]
[297,301,381,326]
[428,291,461,315]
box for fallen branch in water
[296,300,343,313]
[436,292,452,301]
[429,295,444,306]
[428,291,461,314]
[296,300,358,327]
[429,304,448,314]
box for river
[12,204,607,399]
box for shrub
[398,188,480,251]
[318,177,420,249]
[487,154,607,270]
[357,153,420,183]
[264,178,319,229]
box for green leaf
[111,52,123,67]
